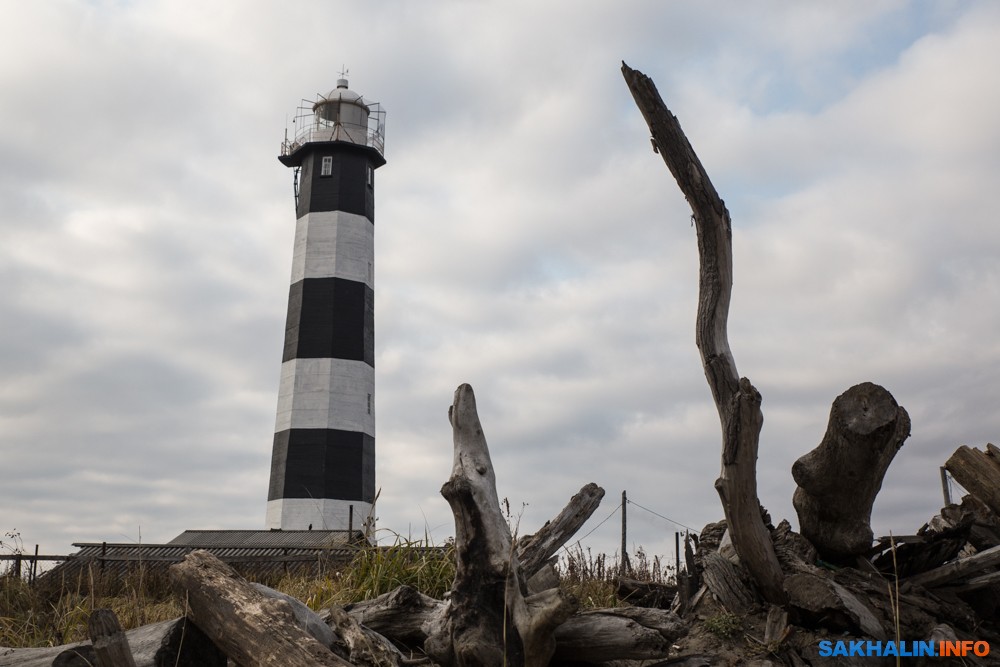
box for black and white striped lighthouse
[266,78,386,531]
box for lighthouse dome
[310,78,371,147]
[281,79,385,160]
[314,79,370,115]
[318,79,366,105]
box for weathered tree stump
[423,384,577,667]
[792,382,910,560]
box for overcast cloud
[2,1,999,563]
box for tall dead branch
[621,62,786,604]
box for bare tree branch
[621,62,786,604]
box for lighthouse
[266,78,386,531]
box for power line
[626,499,699,533]
[572,502,623,544]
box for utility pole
[940,466,952,506]
[620,490,631,575]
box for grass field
[0,537,674,648]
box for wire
[627,499,699,533]
[571,502,622,544]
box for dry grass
[1,563,185,647]
[558,543,676,608]
[2,538,671,648]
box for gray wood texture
[621,62,786,604]
[168,550,353,667]
[946,445,1000,517]
[792,382,910,559]
[516,482,604,578]
[423,383,576,667]
[0,618,224,667]
[88,609,137,667]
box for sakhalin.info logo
[817,639,990,658]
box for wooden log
[327,607,407,667]
[792,382,910,560]
[551,607,686,663]
[946,568,1000,593]
[904,544,1000,589]
[251,582,337,648]
[0,618,225,667]
[343,585,444,650]
[88,609,137,667]
[168,550,353,667]
[516,482,605,578]
[423,384,576,667]
[945,445,1000,518]
[621,62,786,605]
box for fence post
[675,531,681,583]
[620,490,631,576]
[30,544,39,583]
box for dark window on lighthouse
[320,156,333,177]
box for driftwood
[344,585,442,651]
[621,62,786,605]
[552,607,686,663]
[784,572,885,639]
[792,382,910,560]
[251,582,338,648]
[327,607,407,667]
[763,605,789,645]
[168,550,353,667]
[945,445,1000,517]
[423,384,577,667]
[0,618,224,667]
[342,584,686,662]
[904,544,1000,589]
[88,609,137,667]
[517,482,605,578]
[700,551,755,614]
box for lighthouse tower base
[265,498,374,532]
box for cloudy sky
[3,1,999,564]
